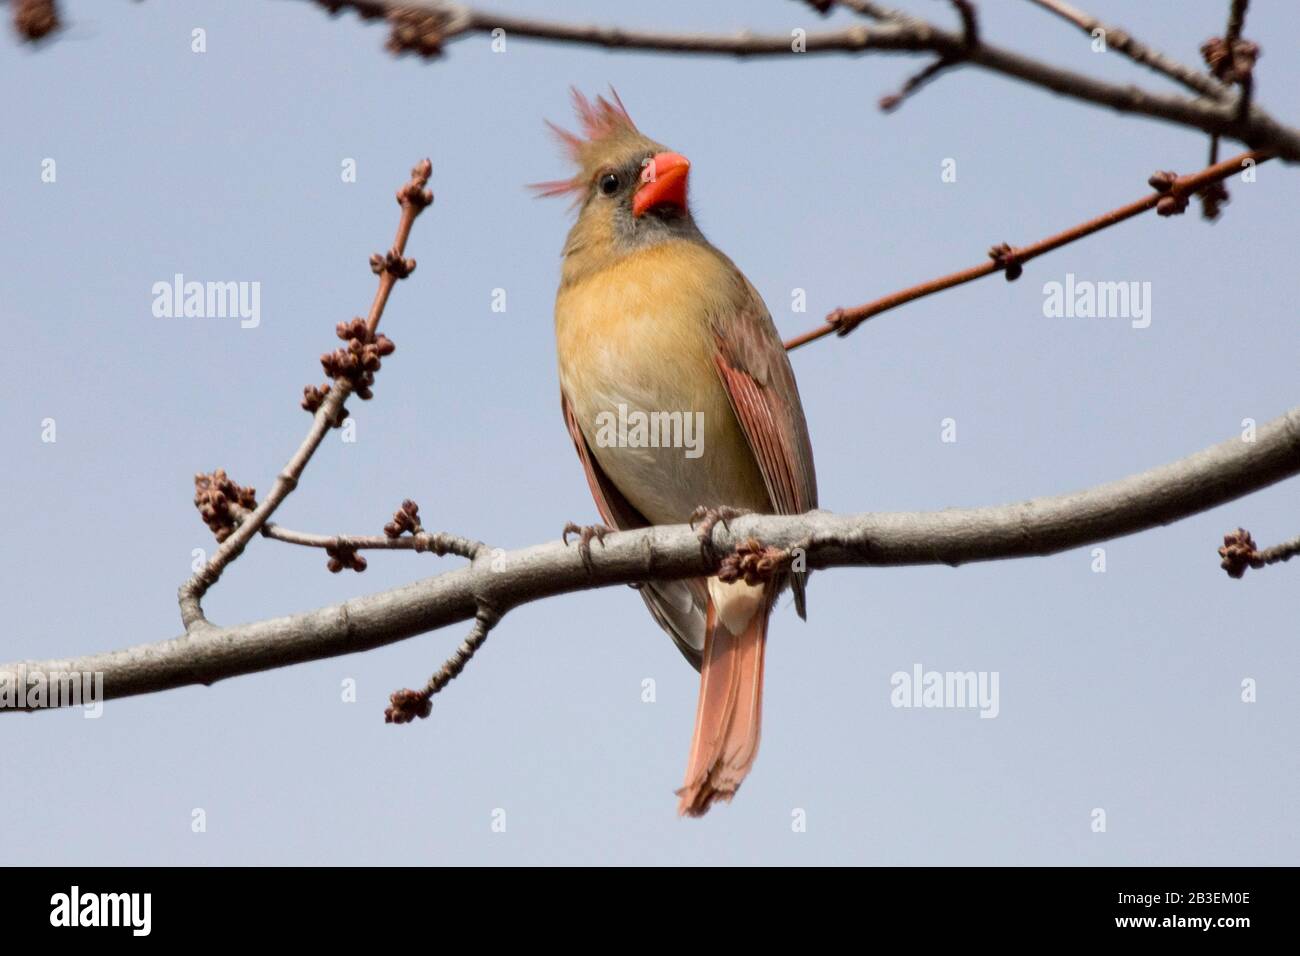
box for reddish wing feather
[710,283,818,517]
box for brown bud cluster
[988,242,1023,281]
[1156,194,1189,217]
[1201,36,1260,85]
[384,499,422,538]
[827,307,854,336]
[398,160,435,210]
[387,8,449,59]
[319,317,396,402]
[1147,170,1189,217]
[325,542,367,574]
[14,0,60,41]
[1199,180,1230,221]
[300,382,349,426]
[718,538,792,586]
[370,249,417,279]
[193,469,257,543]
[1218,528,1263,579]
[385,688,432,724]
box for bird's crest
[532,88,644,200]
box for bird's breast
[555,242,770,524]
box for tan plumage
[545,91,817,815]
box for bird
[540,90,818,816]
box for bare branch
[234,498,486,568]
[947,0,979,46]
[831,1,913,22]
[385,604,501,723]
[785,149,1270,349]
[176,161,433,630]
[964,37,1288,156]
[301,0,1300,161]
[878,55,956,112]
[7,406,1300,713]
[878,0,978,114]
[17,1,1298,157]
[260,521,485,561]
[177,378,352,628]
[1024,0,1229,100]
[1211,0,1257,123]
[1224,0,1250,55]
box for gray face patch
[590,152,706,253]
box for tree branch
[875,0,979,112]
[305,0,1300,161]
[15,2,1299,158]
[177,161,433,629]
[1023,0,1230,101]
[260,521,483,561]
[7,405,1300,713]
[784,149,1269,349]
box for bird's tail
[676,579,773,817]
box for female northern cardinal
[541,91,818,816]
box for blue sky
[2,0,1297,864]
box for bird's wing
[561,390,644,531]
[562,391,707,668]
[709,269,818,614]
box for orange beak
[633,152,690,217]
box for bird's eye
[598,172,620,196]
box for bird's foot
[563,521,610,570]
[718,538,793,586]
[688,505,750,562]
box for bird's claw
[688,506,749,562]
[563,521,610,570]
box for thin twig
[1198,3,1257,217]
[176,160,433,629]
[1258,536,1300,565]
[1024,0,1229,100]
[784,149,1269,349]
[178,382,352,628]
[1224,0,1249,51]
[948,0,979,46]
[1202,0,1258,102]
[260,522,484,560]
[1199,136,1230,219]
[877,0,978,111]
[834,0,914,23]
[252,498,483,570]
[1223,0,1254,122]
[385,605,500,723]
[879,55,958,111]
